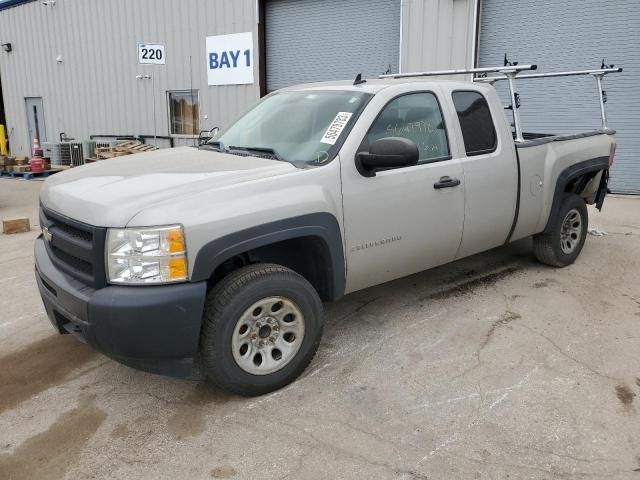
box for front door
[25,97,46,151]
[341,89,465,293]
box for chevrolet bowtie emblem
[42,226,53,242]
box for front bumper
[34,237,207,377]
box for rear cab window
[451,91,497,156]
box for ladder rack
[378,64,537,79]
[475,67,621,82]
[475,66,623,136]
[380,63,623,142]
[379,64,537,141]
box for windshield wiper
[228,146,283,161]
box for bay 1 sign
[206,32,254,86]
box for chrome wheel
[560,208,582,254]
[231,296,305,375]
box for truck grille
[39,207,107,288]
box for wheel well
[563,170,601,198]
[543,159,609,234]
[208,236,336,302]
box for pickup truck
[35,74,616,395]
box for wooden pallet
[113,142,157,153]
[0,169,63,180]
[95,140,159,159]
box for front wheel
[533,193,588,267]
[199,263,323,396]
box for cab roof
[281,76,492,95]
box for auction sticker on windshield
[320,112,353,145]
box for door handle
[433,176,461,189]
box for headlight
[106,225,187,285]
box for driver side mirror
[356,137,419,177]
[198,126,220,146]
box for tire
[533,193,588,267]
[199,263,323,396]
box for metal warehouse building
[0,0,637,192]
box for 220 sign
[138,44,166,65]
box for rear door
[339,86,465,293]
[442,86,518,258]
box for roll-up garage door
[265,0,400,92]
[478,0,640,193]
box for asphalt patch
[532,278,559,288]
[0,396,106,479]
[615,384,636,405]
[210,466,238,478]
[167,383,231,439]
[423,266,522,301]
[0,334,98,413]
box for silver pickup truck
[35,64,619,395]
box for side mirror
[198,126,220,146]
[356,137,419,177]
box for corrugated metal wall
[479,0,640,193]
[265,0,401,92]
[401,0,476,73]
[0,0,259,155]
[0,0,477,157]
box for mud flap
[595,168,609,211]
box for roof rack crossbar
[378,64,537,79]
[475,66,623,131]
[474,67,622,83]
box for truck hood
[40,146,296,227]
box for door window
[364,92,450,163]
[451,91,497,156]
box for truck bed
[509,129,615,242]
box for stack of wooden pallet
[93,141,159,160]
[0,156,13,173]
[13,156,31,173]
[1,156,48,173]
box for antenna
[353,73,366,85]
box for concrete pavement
[1,177,639,479]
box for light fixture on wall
[1,43,12,53]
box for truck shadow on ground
[324,237,536,328]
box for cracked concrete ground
[1,177,640,479]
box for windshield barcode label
[320,112,353,145]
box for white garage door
[265,0,400,92]
[479,0,640,193]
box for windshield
[213,90,372,165]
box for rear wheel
[199,263,323,396]
[533,193,588,267]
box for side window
[451,91,497,156]
[365,93,450,163]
